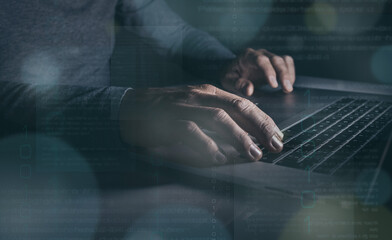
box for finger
[220,76,238,94]
[175,120,227,165]
[173,104,262,161]
[270,55,293,93]
[218,75,255,96]
[257,49,275,58]
[195,89,284,152]
[284,55,296,85]
[225,78,254,96]
[256,55,278,88]
[235,78,254,96]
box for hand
[221,48,296,96]
[119,84,284,167]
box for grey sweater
[0,0,235,163]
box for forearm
[180,25,236,82]
[0,81,129,166]
[116,0,236,82]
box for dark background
[166,0,392,84]
[111,0,392,88]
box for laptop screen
[167,0,392,85]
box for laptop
[149,75,392,202]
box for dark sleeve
[0,80,130,169]
[116,0,236,82]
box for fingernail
[275,126,284,141]
[249,144,262,160]
[215,151,227,164]
[271,135,283,151]
[269,76,278,88]
[284,80,293,92]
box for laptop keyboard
[260,98,392,176]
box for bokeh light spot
[305,2,337,35]
[124,204,230,240]
[355,168,392,205]
[371,45,392,84]
[21,50,61,84]
[0,134,100,240]
[167,0,273,50]
[287,35,304,52]
[279,195,392,240]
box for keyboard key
[313,149,350,174]
[288,132,312,145]
[301,142,317,154]
[275,149,303,168]
[275,155,301,168]
[264,99,391,175]
[284,139,300,149]
[331,121,392,175]
[300,117,316,130]
[261,146,295,163]
[314,123,327,131]
[297,155,318,170]
[336,98,354,104]
[282,124,302,140]
[312,136,325,146]
[260,153,278,163]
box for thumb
[235,78,254,96]
[221,77,254,96]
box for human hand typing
[221,48,296,96]
[119,84,284,167]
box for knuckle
[257,55,269,64]
[186,89,199,103]
[263,114,274,125]
[212,109,228,122]
[258,115,275,135]
[271,56,284,64]
[231,98,254,113]
[200,84,216,93]
[231,98,245,112]
[243,98,254,107]
[284,55,294,63]
[244,48,256,58]
[284,73,291,79]
[184,121,198,134]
